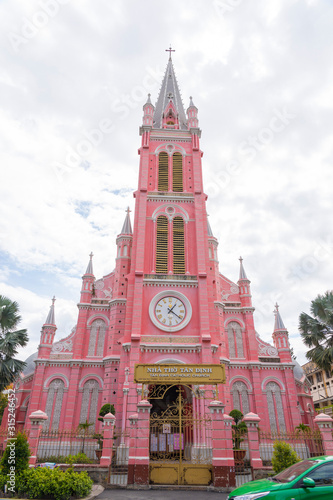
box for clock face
[154,296,186,328]
[149,291,192,332]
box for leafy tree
[0,296,28,391]
[295,423,311,436]
[229,409,248,450]
[271,441,300,473]
[0,432,30,475]
[299,291,333,372]
[98,403,115,422]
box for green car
[228,456,333,500]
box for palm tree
[78,420,94,453]
[0,296,28,391]
[299,291,333,372]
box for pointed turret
[38,297,57,358]
[44,296,56,325]
[142,93,154,128]
[153,50,187,130]
[274,303,286,331]
[84,252,94,276]
[238,257,252,307]
[120,207,133,235]
[207,215,219,263]
[187,96,199,129]
[272,304,292,362]
[114,208,133,298]
[207,218,214,237]
[80,253,95,303]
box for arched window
[266,382,286,432]
[227,322,244,358]
[173,216,185,274]
[79,379,99,431]
[158,152,168,191]
[44,379,65,430]
[231,381,250,415]
[172,152,183,192]
[123,245,127,256]
[88,319,106,357]
[156,216,168,274]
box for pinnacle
[44,296,56,326]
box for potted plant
[229,409,248,462]
[93,433,103,461]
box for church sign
[134,364,225,385]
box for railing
[259,430,324,466]
[37,429,99,462]
[108,431,129,486]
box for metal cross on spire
[165,45,175,59]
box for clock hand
[168,303,177,313]
[169,309,182,320]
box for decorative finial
[52,296,56,305]
[89,252,93,259]
[165,45,175,59]
[126,206,131,215]
[239,256,243,263]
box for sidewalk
[95,486,229,500]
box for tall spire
[274,303,286,331]
[239,256,248,280]
[85,252,94,275]
[120,207,132,235]
[44,296,56,326]
[153,49,187,130]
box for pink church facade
[4,55,314,461]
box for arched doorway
[148,384,212,485]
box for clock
[149,291,192,332]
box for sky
[0,0,333,366]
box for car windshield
[274,460,319,483]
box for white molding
[229,375,253,391]
[44,373,70,389]
[78,374,104,389]
[224,317,246,328]
[261,376,286,393]
[155,358,186,364]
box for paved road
[97,488,229,500]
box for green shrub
[0,473,7,491]
[17,468,93,500]
[0,432,30,476]
[38,452,94,464]
[271,440,301,473]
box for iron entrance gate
[149,385,212,485]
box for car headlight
[230,492,270,500]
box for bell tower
[117,49,219,416]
